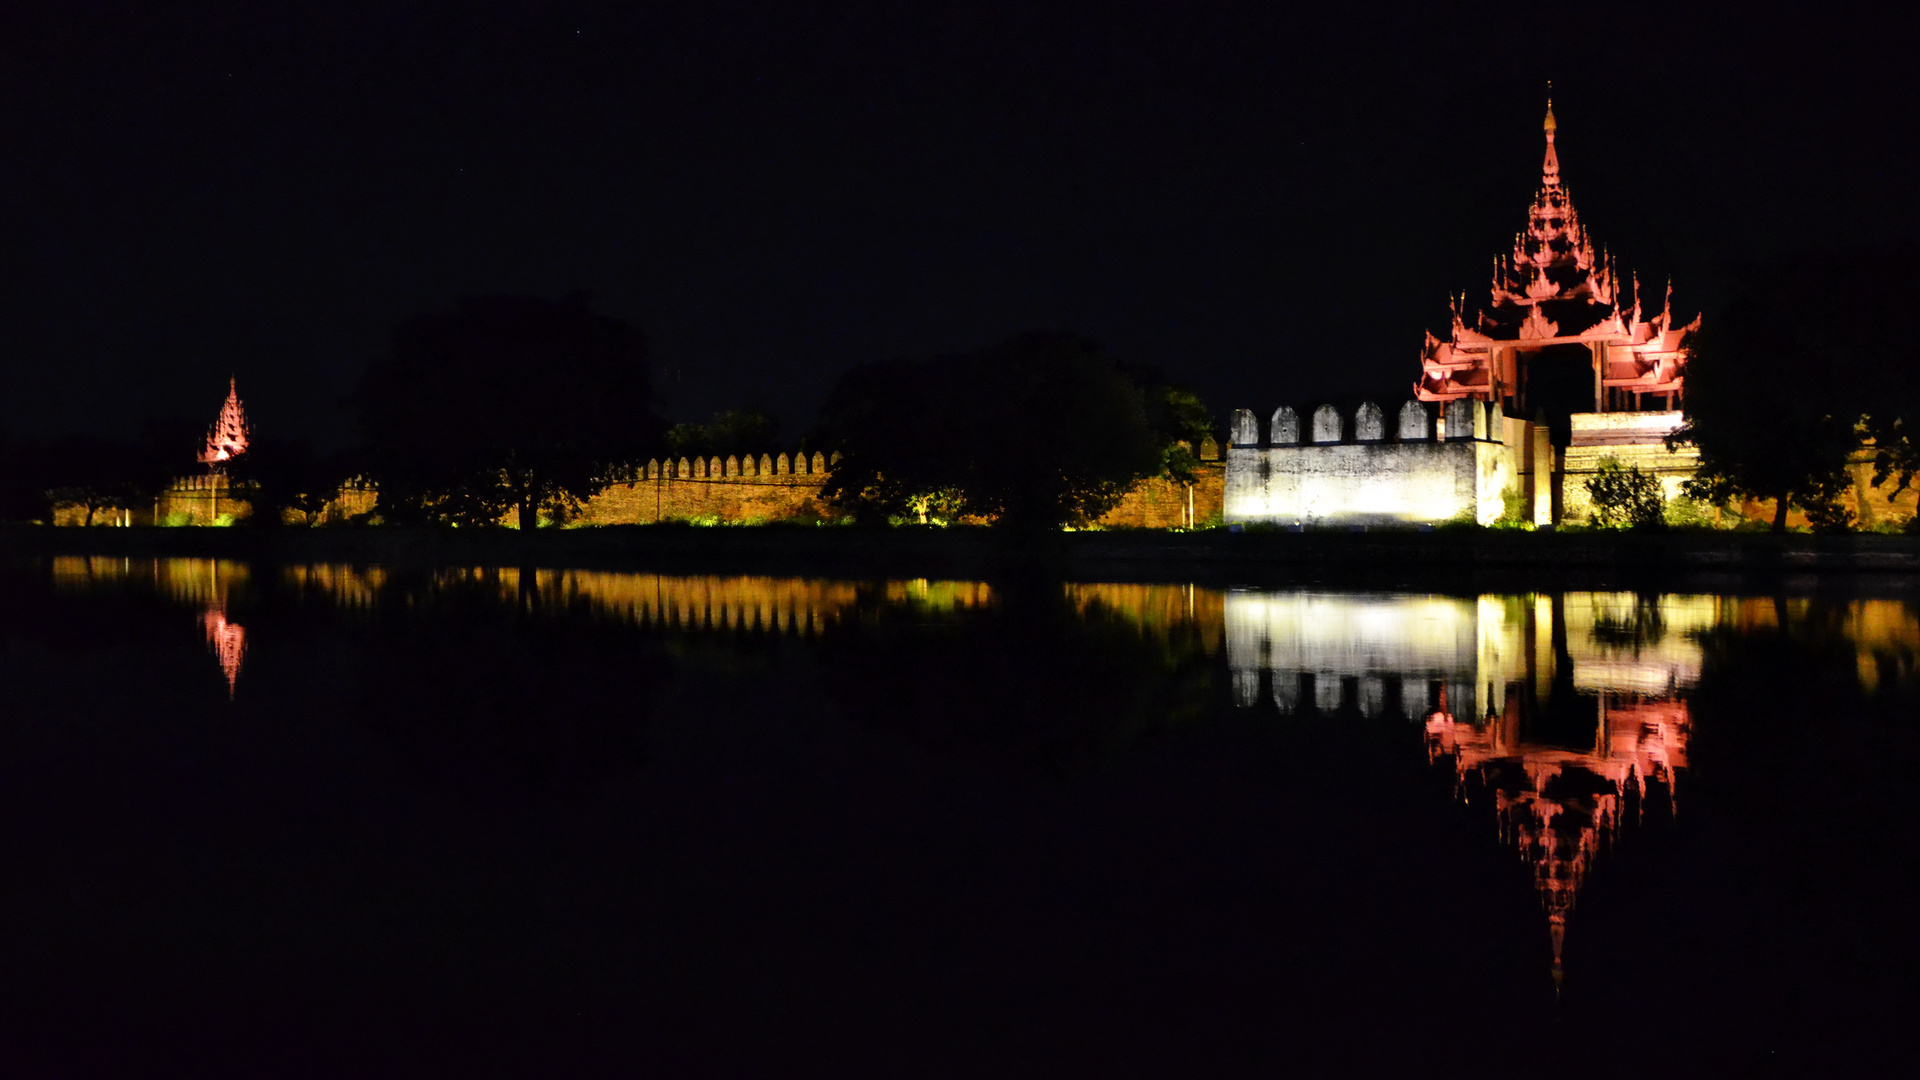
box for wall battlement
[1225,400,1533,526]
[54,438,1228,531]
[579,449,838,525]
[606,449,840,482]
[1228,399,1504,449]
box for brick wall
[576,451,836,525]
[154,475,253,526]
[580,446,1226,529]
[44,438,1249,533]
[1095,463,1224,528]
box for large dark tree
[227,437,360,527]
[1669,252,1908,531]
[0,431,51,522]
[818,333,1204,529]
[664,409,779,461]
[1847,249,1920,503]
[352,294,658,529]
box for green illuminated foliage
[1586,458,1665,529]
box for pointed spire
[198,377,251,468]
[1541,89,1561,189]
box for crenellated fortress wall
[94,443,1225,529]
[1224,400,1545,526]
[576,445,1225,528]
[576,450,839,525]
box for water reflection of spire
[1425,691,1689,990]
[201,607,245,697]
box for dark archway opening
[1516,344,1595,447]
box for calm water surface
[4,558,1917,1073]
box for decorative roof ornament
[199,377,251,468]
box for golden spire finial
[1544,81,1556,132]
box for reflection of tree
[814,581,1218,772]
[1585,592,1667,655]
[1570,597,1920,1067]
[1692,599,1920,731]
[349,578,668,803]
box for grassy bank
[8,523,1920,589]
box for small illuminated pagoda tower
[1415,100,1697,417]
[198,378,251,469]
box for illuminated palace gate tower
[1223,102,1698,527]
[153,379,254,526]
[1415,101,1697,419]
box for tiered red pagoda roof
[1415,103,1697,407]
[198,377,251,467]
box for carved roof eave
[1433,322,1693,355]
[1414,382,1474,403]
[1597,374,1689,390]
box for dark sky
[4,1,1915,448]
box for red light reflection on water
[202,608,246,696]
[1426,692,1690,990]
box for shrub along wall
[47,446,1231,529]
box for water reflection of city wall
[50,560,1918,681]
[47,558,1220,646]
[1223,590,1918,716]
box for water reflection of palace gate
[1226,591,1705,984]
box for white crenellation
[1230,408,1260,447]
[1398,400,1429,441]
[1270,406,1299,445]
[1354,402,1384,442]
[1311,405,1342,443]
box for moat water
[3,558,1917,1073]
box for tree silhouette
[664,409,778,460]
[0,431,51,521]
[818,333,1198,529]
[41,436,151,525]
[228,437,358,527]
[1847,249,1920,503]
[1670,253,1874,531]
[351,294,658,529]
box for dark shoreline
[7,523,1920,592]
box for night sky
[4,2,1914,449]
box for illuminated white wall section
[1225,444,1481,525]
[1222,401,1524,526]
